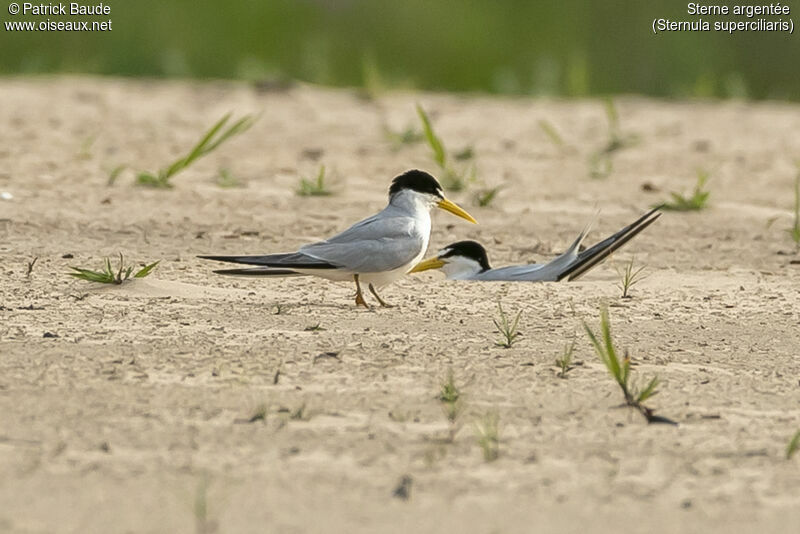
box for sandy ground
[1,77,799,533]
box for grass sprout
[26,256,38,278]
[787,430,800,460]
[417,104,446,168]
[538,119,565,147]
[439,369,463,425]
[474,186,501,207]
[215,168,243,188]
[493,302,522,348]
[77,135,96,160]
[296,165,332,196]
[68,253,159,284]
[384,124,424,147]
[137,113,256,188]
[416,104,476,192]
[583,306,675,425]
[555,339,576,378]
[107,164,127,186]
[474,412,500,462]
[454,146,475,161]
[588,99,638,179]
[662,169,711,211]
[616,256,649,298]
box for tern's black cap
[389,169,444,198]
[442,240,491,272]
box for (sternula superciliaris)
[199,169,477,307]
[410,206,661,281]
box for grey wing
[473,264,558,282]
[299,215,424,272]
[473,249,581,281]
[472,223,589,282]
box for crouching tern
[410,206,661,281]
[199,169,477,307]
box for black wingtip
[212,268,302,277]
[558,208,662,282]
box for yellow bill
[437,198,477,224]
[409,256,445,273]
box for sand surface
[1,77,799,533]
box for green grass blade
[134,260,160,278]
[538,119,564,146]
[203,114,256,154]
[787,430,800,460]
[604,98,619,131]
[416,104,446,168]
[139,113,255,187]
[180,113,232,166]
[599,308,621,380]
[638,376,660,403]
[583,321,605,361]
[68,267,114,283]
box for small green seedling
[538,119,565,147]
[69,253,159,284]
[453,146,475,161]
[583,306,675,424]
[474,186,501,207]
[77,135,96,160]
[788,166,800,250]
[107,164,127,186]
[600,99,626,154]
[555,339,576,378]
[297,165,332,196]
[416,104,476,192]
[787,430,800,460]
[25,257,38,278]
[493,302,522,348]
[662,169,711,211]
[589,99,638,179]
[439,369,463,425]
[360,51,385,100]
[616,256,648,298]
[474,412,500,462]
[384,124,424,147]
[215,168,243,188]
[137,113,256,188]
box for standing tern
[199,169,477,307]
[409,206,661,281]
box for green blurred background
[1,0,798,99]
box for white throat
[442,256,484,280]
[389,189,439,214]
